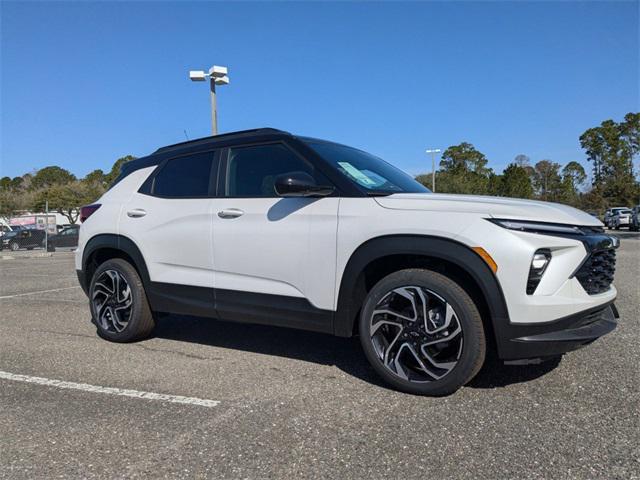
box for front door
[211,143,339,333]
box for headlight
[488,218,584,235]
[527,249,551,294]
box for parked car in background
[611,208,633,230]
[604,207,628,229]
[49,225,80,250]
[629,206,640,231]
[0,229,46,251]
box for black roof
[111,128,293,187]
[153,128,292,154]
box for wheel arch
[81,234,150,294]
[334,235,510,346]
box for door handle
[127,209,147,218]
[217,208,244,219]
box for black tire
[89,258,155,342]
[10,242,19,251]
[359,269,486,396]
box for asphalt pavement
[1,234,638,479]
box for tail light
[80,204,101,223]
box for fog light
[527,249,551,294]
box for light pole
[425,148,441,192]
[189,65,230,135]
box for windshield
[305,141,430,195]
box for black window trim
[139,148,221,199]
[219,140,340,199]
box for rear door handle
[127,209,147,218]
[217,208,244,219]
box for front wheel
[359,269,486,396]
[10,242,19,251]
[89,258,155,342]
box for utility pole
[189,66,230,136]
[425,148,441,192]
[45,200,48,252]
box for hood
[374,193,602,226]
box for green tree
[559,161,586,204]
[105,155,136,185]
[497,164,534,199]
[0,190,19,221]
[0,177,12,191]
[83,169,106,187]
[579,113,639,205]
[533,160,562,201]
[31,166,76,190]
[425,142,493,195]
[33,182,102,224]
[440,142,490,175]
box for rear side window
[153,152,217,198]
[226,143,325,197]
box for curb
[0,251,75,261]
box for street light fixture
[189,65,229,135]
[425,148,441,192]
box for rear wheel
[359,269,486,396]
[89,258,155,342]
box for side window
[152,151,217,198]
[226,144,327,197]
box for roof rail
[154,128,291,154]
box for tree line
[415,112,639,212]
[0,156,135,224]
[1,112,637,224]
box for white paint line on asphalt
[0,371,221,408]
[0,285,80,299]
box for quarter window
[226,144,326,197]
[153,152,216,198]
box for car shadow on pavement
[468,354,562,389]
[151,314,561,392]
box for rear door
[210,142,339,332]
[119,150,219,314]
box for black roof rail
[154,128,291,154]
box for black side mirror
[274,171,334,197]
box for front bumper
[496,302,618,361]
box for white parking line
[0,371,220,408]
[0,286,80,299]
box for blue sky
[1,1,638,180]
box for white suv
[76,128,619,395]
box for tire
[615,225,620,230]
[10,242,19,251]
[89,258,155,342]
[359,269,486,396]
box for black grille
[575,249,616,295]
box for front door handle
[217,208,244,219]
[127,209,147,218]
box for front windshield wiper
[366,190,394,197]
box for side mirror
[274,171,334,197]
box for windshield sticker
[338,162,377,186]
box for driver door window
[225,144,325,197]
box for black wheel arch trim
[81,234,151,293]
[333,234,511,350]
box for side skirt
[146,282,334,335]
